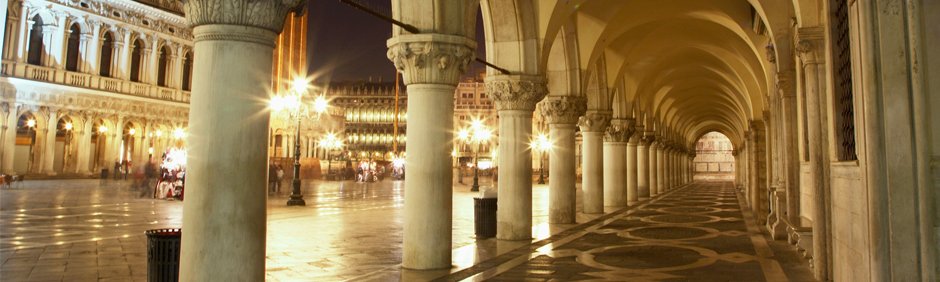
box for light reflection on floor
[0,175,572,281]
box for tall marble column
[602,119,632,208]
[390,33,473,268]
[656,143,665,192]
[41,110,57,175]
[637,132,651,199]
[540,96,586,224]
[74,118,92,174]
[1,103,16,174]
[797,33,830,280]
[648,140,659,196]
[578,111,610,214]
[626,128,639,204]
[179,1,301,280]
[489,75,546,241]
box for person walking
[275,164,285,193]
[268,163,278,194]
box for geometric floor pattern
[442,182,814,281]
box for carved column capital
[577,111,611,133]
[539,96,586,125]
[776,71,796,98]
[485,75,548,111]
[387,34,475,85]
[184,0,304,33]
[797,26,825,65]
[603,118,635,143]
[641,132,657,145]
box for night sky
[306,0,486,83]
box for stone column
[1,103,16,174]
[797,34,830,280]
[626,127,639,204]
[14,3,30,62]
[389,33,473,268]
[648,140,659,196]
[488,75,546,241]
[74,118,92,174]
[179,1,300,281]
[656,143,665,192]
[602,119,632,208]
[636,132,650,199]
[578,111,610,214]
[41,110,57,175]
[663,147,672,190]
[539,96,586,224]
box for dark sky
[306,1,485,83]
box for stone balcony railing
[1,60,191,103]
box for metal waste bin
[146,229,181,282]
[474,197,497,238]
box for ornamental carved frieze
[539,96,586,125]
[603,118,635,143]
[485,75,548,111]
[184,0,303,32]
[387,35,475,85]
[577,111,611,133]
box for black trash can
[474,197,497,238]
[100,169,109,179]
[146,228,181,282]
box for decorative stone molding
[387,34,475,85]
[603,118,635,143]
[641,131,657,145]
[184,0,303,32]
[539,96,586,125]
[765,44,776,64]
[577,111,611,133]
[485,75,548,111]
[797,26,825,65]
[776,71,795,98]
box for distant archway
[692,131,734,181]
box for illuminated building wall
[328,80,405,161]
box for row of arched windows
[25,15,194,90]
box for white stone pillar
[602,119,632,208]
[389,33,474,269]
[1,104,16,174]
[51,15,67,68]
[626,133,638,204]
[648,141,659,196]
[488,75,546,241]
[0,0,8,60]
[179,2,299,280]
[636,133,650,199]
[539,96,585,224]
[14,3,30,62]
[74,118,92,174]
[797,34,830,280]
[578,112,609,214]
[41,110,57,175]
[656,144,665,192]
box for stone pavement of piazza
[0,178,815,281]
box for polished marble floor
[0,176,813,281]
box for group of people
[130,149,187,200]
[355,161,385,182]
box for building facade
[329,80,405,161]
[0,0,313,176]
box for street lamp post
[271,78,329,207]
[533,133,552,185]
[318,132,342,181]
[459,119,492,192]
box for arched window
[181,52,193,91]
[65,24,81,71]
[129,39,143,82]
[157,45,170,87]
[99,32,114,77]
[27,16,44,65]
